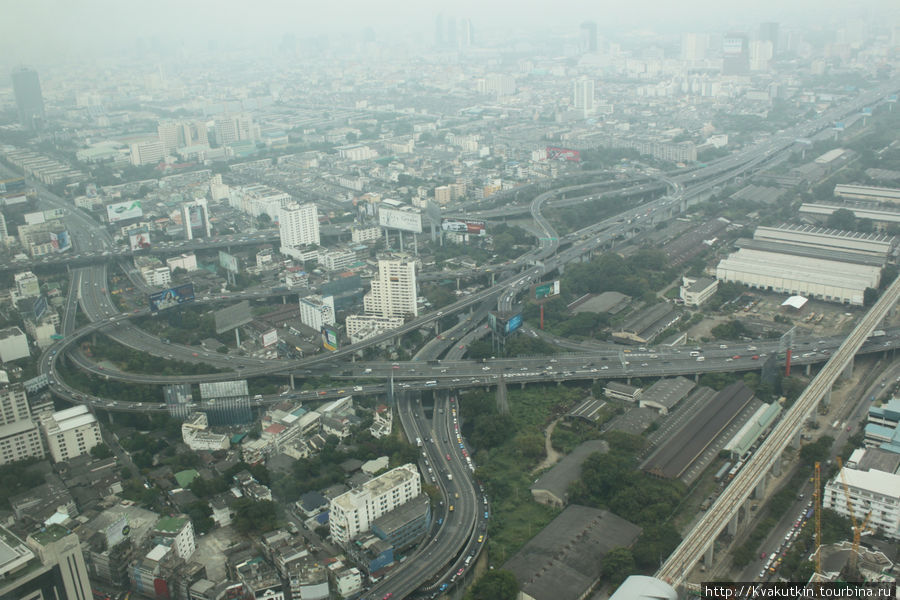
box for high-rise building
[0,383,45,466]
[759,22,780,56]
[460,19,474,48]
[299,295,336,331]
[580,21,598,53]
[681,33,709,62]
[435,13,445,47]
[39,405,103,463]
[0,524,92,600]
[213,113,257,146]
[0,211,7,244]
[363,258,418,319]
[11,67,45,130]
[130,139,166,166]
[278,202,320,255]
[182,198,211,240]
[329,464,421,547]
[14,271,40,298]
[573,77,595,114]
[722,33,750,75]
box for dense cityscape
[1,2,900,600]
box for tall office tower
[681,33,709,62]
[573,77,595,113]
[0,211,7,244]
[759,22,779,56]
[0,524,92,600]
[363,258,418,319]
[722,33,750,75]
[749,40,774,72]
[11,67,45,130]
[182,198,211,240]
[580,21,599,53]
[214,113,257,146]
[329,464,421,547]
[460,19,474,48]
[446,16,457,48]
[278,202,320,252]
[435,13,445,47]
[157,120,183,152]
[0,383,45,465]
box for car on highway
[446,454,451,461]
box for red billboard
[546,147,581,162]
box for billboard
[378,206,422,233]
[441,219,487,236]
[535,280,561,300]
[129,227,151,251]
[219,250,239,273]
[50,231,71,252]
[149,282,195,313]
[322,326,339,351]
[546,147,581,162]
[261,329,278,348]
[0,177,26,198]
[214,300,252,334]
[105,515,130,548]
[506,313,523,334]
[106,200,143,223]
[33,295,48,321]
[489,311,523,335]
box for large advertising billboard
[106,200,143,223]
[214,300,252,334]
[149,282,195,313]
[261,329,278,348]
[535,280,560,300]
[129,227,151,251]
[50,230,71,252]
[218,251,239,273]
[322,326,339,351]
[546,147,581,162]
[506,313,523,334]
[441,219,487,236]
[378,206,422,233]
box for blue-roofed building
[865,399,900,454]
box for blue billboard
[149,282,195,313]
[506,313,523,334]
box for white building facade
[279,202,320,256]
[823,459,900,540]
[299,295,336,332]
[363,258,418,319]
[39,405,103,463]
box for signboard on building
[106,200,143,223]
[149,282,195,313]
[214,300,253,334]
[322,326,339,351]
[441,219,487,235]
[105,515,130,548]
[129,227,151,251]
[261,329,278,348]
[546,147,581,162]
[33,295,48,321]
[219,250,240,273]
[50,230,71,252]
[535,280,561,300]
[0,178,26,198]
[378,206,422,233]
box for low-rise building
[823,448,900,540]
[680,276,718,307]
[0,326,30,362]
[153,515,196,559]
[604,382,643,402]
[181,412,229,451]
[39,405,102,463]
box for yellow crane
[836,456,872,571]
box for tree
[864,287,879,307]
[466,569,519,600]
[90,443,113,459]
[602,547,635,586]
[826,208,857,231]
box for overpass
[656,274,900,588]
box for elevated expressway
[656,275,900,588]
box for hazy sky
[2,0,898,67]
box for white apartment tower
[0,383,45,465]
[299,295,336,331]
[14,271,40,298]
[329,464,421,547]
[573,78,595,114]
[279,202,320,254]
[364,258,418,319]
[182,198,212,240]
[39,405,103,463]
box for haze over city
[0,1,899,600]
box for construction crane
[814,461,822,576]
[836,457,872,572]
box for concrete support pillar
[521,383,526,389]
[290,374,295,390]
[772,455,783,477]
[791,432,802,450]
[822,387,831,408]
[108,412,114,424]
[805,364,811,376]
[727,513,739,536]
[704,544,715,567]
[626,377,631,385]
[695,373,700,382]
[755,474,767,499]
[843,357,854,379]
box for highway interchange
[8,78,900,598]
